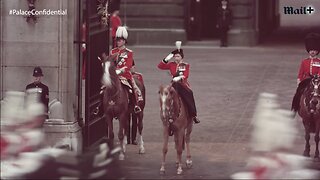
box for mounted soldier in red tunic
[292,33,320,112]
[108,26,144,114]
[158,41,200,124]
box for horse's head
[100,52,117,87]
[158,85,178,124]
[305,74,320,114]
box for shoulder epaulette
[125,48,133,52]
[110,48,118,54]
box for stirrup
[192,117,200,124]
[137,96,144,102]
[134,106,142,113]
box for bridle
[305,75,320,113]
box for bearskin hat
[305,33,320,53]
[110,0,121,14]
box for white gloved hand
[172,76,183,82]
[163,53,174,63]
[115,69,122,75]
[82,43,86,49]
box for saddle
[119,77,132,90]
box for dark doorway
[186,0,220,40]
[201,0,220,39]
[258,0,280,43]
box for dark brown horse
[158,84,193,175]
[297,75,320,159]
[128,73,146,154]
[102,54,145,160]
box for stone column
[228,0,258,46]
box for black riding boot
[172,82,200,124]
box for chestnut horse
[100,54,146,160]
[297,75,320,159]
[158,84,193,175]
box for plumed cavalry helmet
[116,26,128,42]
[305,33,320,54]
[171,41,184,58]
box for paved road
[113,43,319,179]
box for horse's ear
[101,52,108,62]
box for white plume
[175,41,182,50]
[116,26,128,39]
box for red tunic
[158,61,191,88]
[297,57,320,82]
[110,47,134,80]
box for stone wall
[228,0,258,46]
[0,0,78,122]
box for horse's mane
[102,59,121,98]
[168,85,181,119]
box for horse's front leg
[176,130,184,175]
[106,115,114,140]
[185,123,193,168]
[160,126,169,174]
[118,113,128,160]
[314,125,320,159]
[126,113,132,144]
[137,113,145,154]
[303,120,311,157]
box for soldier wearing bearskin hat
[292,33,320,112]
[158,41,200,124]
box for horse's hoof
[186,159,193,168]
[303,151,310,157]
[132,140,138,145]
[314,156,320,162]
[160,167,165,175]
[139,147,145,154]
[119,153,125,161]
[177,167,183,175]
